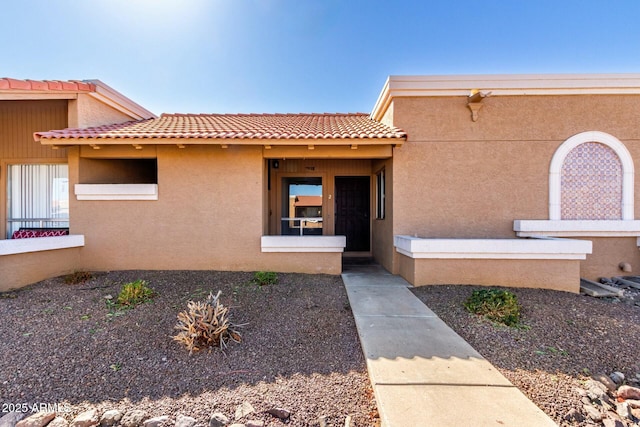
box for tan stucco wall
[69,94,135,128]
[398,255,581,293]
[379,100,394,128]
[69,145,342,274]
[0,247,81,292]
[372,158,395,271]
[581,237,640,280]
[391,95,640,236]
[393,138,551,238]
[389,94,640,280]
[394,95,640,143]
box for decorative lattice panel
[561,142,622,220]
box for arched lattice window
[549,131,634,220]
[561,142,622,219]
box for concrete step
[580,278,624,297]
[614,276,640,290]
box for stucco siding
[581,237,640,280]
[69,145,342,274]
[389,94,640,282]
[69,94,136,128]
[0,247,81,291]
[372,157,395,271]
[392,138,551,238]
[393,95,640,143]
[398,255,581,293]
[71,145,260,270]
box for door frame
[274,171,329,235]
[334,175,373,254]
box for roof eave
[37,136,406,147]
[370,73,640,120]
[86,80,157,120]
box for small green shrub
[464,288,522,327]
[64,270,93,284]
[253,271,277,286]
[116,280,154,307]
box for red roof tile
[294,195,323,207]
[0,78,96,92]
[35,113,407,141]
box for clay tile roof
[35,113,407,141]
[0,78,96,92]
[294,195,323,207]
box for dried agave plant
[173,290,243,354]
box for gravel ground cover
[0,271,378,426]
[411,285,640,426]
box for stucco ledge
[0,235,85,256]
[261,235,346,253]
[75,184,158,201]
[394,235,592,260]
[515,220,640,237]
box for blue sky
[3,0,640,116]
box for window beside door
[281,177,323,235]
[376,169,385,220]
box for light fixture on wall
[273,160,279,169]
[467,89,492,122]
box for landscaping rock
[602,418,624,427]
[627,399,640,409]
[610,371,625,385]
[70,410,99,427]
[562,408,585,423]
[142,416,170,427]
[582,404,603,422]
[120,411,147,427]
[245,421,263,427]
[616,402,632,420]
[0,412,27,427]
[208,414,228,427]
[266,408,290,420]
[99,411,123,427]
[174,415,196,427]
[234,403,254,421]
[48,418,69,427]
[594,373,618,392]
[586,379,609,397]
[618,385,640,400]
[16,412,56,427]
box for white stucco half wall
[394,235,592,260]
[261,235,346,252]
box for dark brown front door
[335,176,370,252]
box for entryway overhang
[37,136,401,159]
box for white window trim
[75,184,158,201]
[549,131,634,220]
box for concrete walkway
[342,264,557,427]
